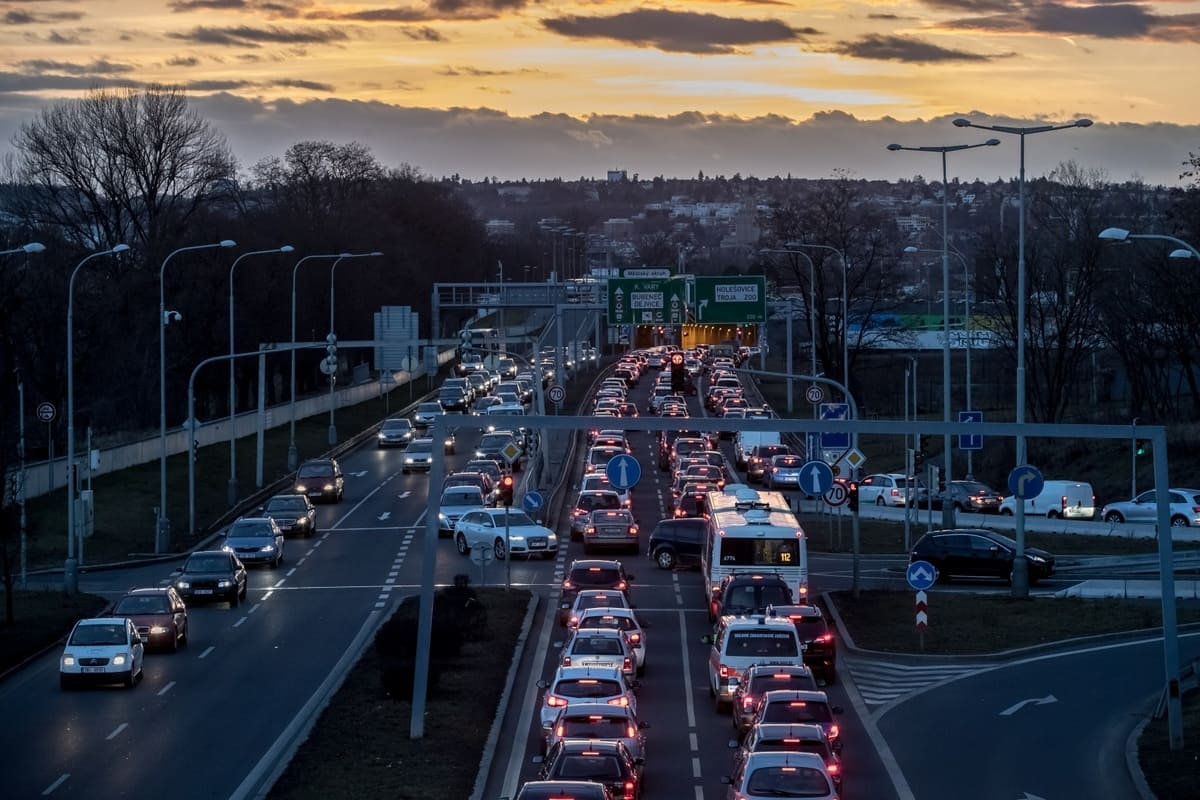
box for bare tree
[249,141,386,234]
[10,85,237,252]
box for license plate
[82,666,104,673]
[530,541,546,549]
[195,589,213,595]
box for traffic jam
[502,344,845,800]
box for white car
[60,617,145,690]
[1101,488,1200,527]
[579,473,631,507]
[858,473,923,507]
[401,438,435,474]
[565,589,633,630]
[452,507,558,560]
[560,627,636,680]
[437,485,489,533]
[536,664,639,731]
[723,751,838,800]
[576,607,646,675]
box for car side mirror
[639,721,650,729]
[530,755,544,765]
[535,678,548,689]
[727,739,739,749]
[720,776,732,785]
[700,634,713,645]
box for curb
[471,593,540,800]
[0,599,114,684]
[1124,697,1159,800]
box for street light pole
[66,244,128,592]
[158,240,235,554]
[954,116,1091,596]
[328,251,384,445]
[888,138,999,530]
[761,248,816,415]
[228,246,293,506]
[289,253,346,470]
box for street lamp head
[903,246,919,253]
[985,139,1001,146]
[1074,119,1093,128]
[886,143,903,151]
[339,252,353,258]
[219,240,236,248]
[370,251,384,256]
[23,242,47,253]
[111,243,131,254]
[952,118,973,128]
[1098,227,1131,242]
[1169,249,1194,259]
[279,245,295,253]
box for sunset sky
[2,0,1199,185]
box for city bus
[702,485,808,612]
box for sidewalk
[1055,579,1200,600]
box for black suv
[770,605,838,685]
[657,428,707,470]
[558,559,635,626]
[910,528,1055,585]
[647,517,706,570]
[710,572,793,622]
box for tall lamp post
[289,253,347,470]
[905,246,977,479]
[761,248,817,415]
[1098,226,1196,753]
[228,245,293,506]
[328,251,384,445]
[953,115,1091,596]
[888,138,999,529]
[784,243,850,403]
[66,244,128,592]
[159,240,236,554]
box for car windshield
[186,554,230,573]
[577,494,620,512]
[751,673,818,694]
[791,618,828,640]
[572,636,624,655]
[761,701,833,724]
[480,433,513,449]
[496,511,535,526]
[579,593,627,611]
[227,523,271,539]
[554,754,624,780]
[407,441,433,453]
[69,623,126,646]
[114,595,169,614]
[580,614,635,632]
[759,740,830,758]
[554,678,623,698]
[727,631,799,657]
[746,766,830,796]
[418,403,442,413]
[561,716,628,738]
[723,584,792,614]
[265,497,307,513]
[297,465,332,478]
[382,420,411,431]
[442,492,482,506]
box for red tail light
[555,724,564,736]
[623,657,632,671]
[628,526,638,536]
[818,633,833,643]
[624,782,635,800]
[627,632,641,644]
[742,695,755,710]
[562,580,573,590]
[1060,495,1068,509]
[617,581,627,591]
[829,724,840,739]
[719,665,734,679]
[546,694,568,707]
[827,761,839,774]
[607,696,629,706]
[562,656,572,666]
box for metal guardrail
[1156,657,1200,718]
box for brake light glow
[719,665,734,679]
[782,738,800,744]
[829,724,840,739]
[562,656,572,666]
[607,696,630,706]
[546,694,569,707]
[562,580,573,590]
[627,526,638,536]
[617,581,627,591]
[624,782,635,800]
[623,657,632,671]
[818,633,833,643]
[743,695,755,710]
[827,762,840,774]
[627,633,641,644]
[627,725,637,738]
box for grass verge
[268,588,531,800]
[1139,689,1200,800]
[0,589,110,674]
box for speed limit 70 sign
[36,402,56,423]
[823,481,849,507]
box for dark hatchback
[257,493,317,537]
[769,605,838,684]
[712,573,793,622]
[918,480,1004,513]
[537,739,642,800]
[910,528,1056,585]
[647,517,706,570]
[294,458,344,503]
[731,664,819,736]
[171,551,247,607]
[514,781,614,800]
[559,559,635,625]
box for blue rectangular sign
[819,402,850,450]
[958,410,983,451]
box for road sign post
[906,560,936,652]
[606,453,642,491]
[958,410,983,451]
[693,276,767,324]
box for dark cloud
[309,0,530,22]
[167,25,349,47]
[438,65,524,77]
[17,58,137,75]
[167,0,312,15]
[185,79,255,90]
[47,31,86,45]
[830,34,997,62]
[167,56,202,67]
[929,1,1200,43]
[3,8,84,24]
[0,72,141,92]
[270,77,334,91]
[541,9,817,54]
[169,0,250,10]
[403,26,447,41]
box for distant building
[485,219,517,237]
[607,169,627,183]
[604,218,635,239]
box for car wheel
[230,592,239,609]
[123,670,136,689]
[1047,510,1059,519]
[1104,511,1125,524]
[60,674,74,691]
[494,538,507,561]
[168,628,179,653]
[875,496,885,507]
[1171,515,1189,528]
[456,533,469,555]
[954,502,966,513]
[824,668,837,686]
[1000,508,1014,516]
[655,548,677,570]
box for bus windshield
[717,537,800,567]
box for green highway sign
[693,275,767,324]
[607,277,687,325]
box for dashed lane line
[157,681,176,697]
[41,774,69,795]
[105,723,128,741]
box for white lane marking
[693,787,704,800]
[233,616,247,628]
[296,557,306,566]
[374,601,386,608]
[157,681,176,697]
[501,590,559,798]
[388,571,399,578]
[689,732,698,752]
[199,646,215,659]
[41,774,69,795]
[399,490,411,499]
[330,479,395,531]
[105,723,128,740]
[261,591,273,601]
[312,541,323,549]
[286,567,297,577]
[157,578,170,586]
[248,603,261,615]
[678,610,697,729]
[378,512,391,522]
[321,532,331,540]
[385,578,396,585]
[274,579,287,588]
[692,757,701,778]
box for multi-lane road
[5,355,1194,800]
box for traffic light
[499,474,515,507]
[914,434,929,470]
[847,481,859,512]
[936,464,946,493]
[1135,440,1147,457]
[831,464,841,477]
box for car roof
[570,558,624,569]
[121,587,171,596]
[761,689,830,703]
[750,722,828,740]
[76,617,131,627]
[741,750,828,769]
[768,605,823,619]
[554,701,635,717]
[554,664,624,680]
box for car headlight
[438,513,449,523]
[150,626,170,634]
[62,655,76,666]
[445,438,454,447]
[112,654,127,666]
[296,517,310,526]
[295,484,307,493]
[1028,554,1047,564]
[323,483,334,491]
[217,579,233,588]
[222,545,233,553]
[177,581,191,589]
[261,544,275,552]
[404,457,414,463]
[378,433,386,439]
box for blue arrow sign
[958,410,983,451]
[606,453,642,491]
[819,403,850,450]
[1007,464,1045,500]
[800,460,835,496]
[522,491,544,513]
[907,560,938,591]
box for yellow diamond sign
[501,441,523,465]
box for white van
[998,480,1095,520]
[487,403,525,417]
[734,431,782,469]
